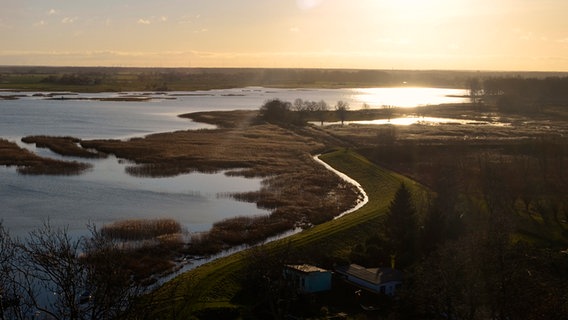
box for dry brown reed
[0,138,92,175]
[100,218,182,241]
[21,135,106,158]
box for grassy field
[141,148,426,319]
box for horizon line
[2,65,568,74]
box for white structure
[335,264,402,296]
[284,264,332,293]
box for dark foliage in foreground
[0,221,144,320]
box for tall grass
[101,218,182,241]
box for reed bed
[0,138,92,175]
[21,135,106,158]
[100,218,182,241]
[79,113,361,235]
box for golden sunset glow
[1,0,568,71]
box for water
[0,87,469,236]
[316,116,510,127]
[352,87,468,108]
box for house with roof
[284,264,332,294]
[334,264,402,296]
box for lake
[0,87,469,236]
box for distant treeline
[476,76,568,112]
[2,65,567,92]
[40,72,105,86]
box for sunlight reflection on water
[350,87,468,108]
[315,116,510,127]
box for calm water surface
[0,87,468,236]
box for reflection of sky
[0,161,266,237]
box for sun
[296,0,324,10]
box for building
[335,264,402,296]
[284,264,332,293]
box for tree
[258,99,292,124]
[292,98,312,123]
[0,222,26,320]
[334,100,349,125]
[383,183,417,267]
[17,221,87,320]
[292,98,304,112]
[81,226,140,320]
[315,100,329,126]
[0,222,139,320]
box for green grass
[144,148,426,319]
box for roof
[286,264,330,274]
[335,264,402,285]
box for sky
[1,0,568,71]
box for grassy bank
[142,149,424,319]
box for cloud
[47,9,58,15]
[34,20,47,27]
[61,17,78,24]
[289,27,300,33]
[137,16,168,25]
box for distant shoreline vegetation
[2,66,568,93]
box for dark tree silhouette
[383,183,417,267]
[0,222,25,320]
[334,100,349,125]
[18,221,87,320]
[315,100,329,126]
[0,222,140,320]
[258,99,292,124]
